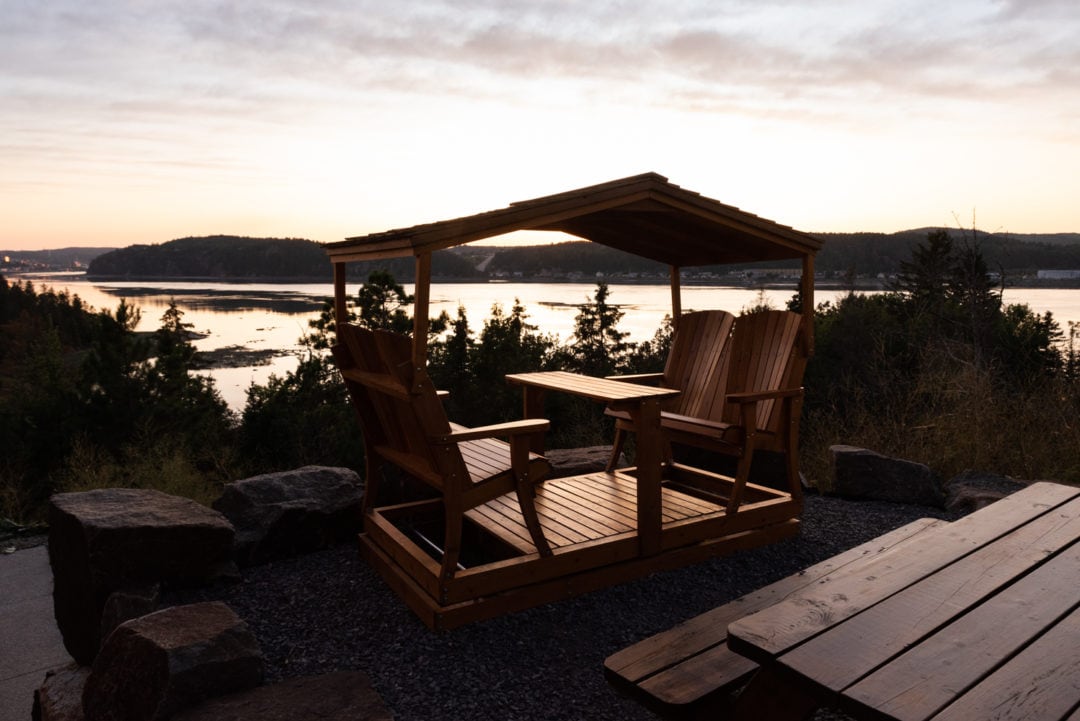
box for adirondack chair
[605,309,736,470]
[607,309,805,513]
[333,323,555,584]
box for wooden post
[333,262,348,332]
[669,265,682,330]
[633,398,663,557]
[521,386,547,455]
[412,252,432,377]
[800,255,815,356]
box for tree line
[78,230,1080,284]
[3,229,1078,525]
[85,236,484,281]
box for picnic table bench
[606,481,1080,720]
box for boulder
[33,663,90,721]
[82,602,263,721]
[48,488,235,665]
[945,470,1029,514]
[99,583,160,644]
[212,466,363,566]
[546,446,622,478]
[830,445,946,507]
[173,671,393,721]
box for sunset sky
[3,0,1079,250]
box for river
[15,275,1080,411]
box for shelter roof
[324,172,821,267]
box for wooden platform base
[359,465,801,630]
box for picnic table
[607,481,1080,721]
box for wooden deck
[359,464,800,630]
[466,471,725,553]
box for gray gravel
[168,493,956,720]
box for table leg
[521,386,546,455]
[730,666,821,721]
[632,398,662,556]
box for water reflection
[94,286,329,315]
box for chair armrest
[604,372,664,385]
[726,387,803,404]
[434,418,550,444]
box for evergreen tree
[464,300,560,424]
[570,282,631,377]
[895,229,954,307]
[355,270,413,333]
[427,305,475,419]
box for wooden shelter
[326,172,822,370]
[325,173,823,629]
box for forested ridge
[74,230,1080,283]
[85,236,484,281]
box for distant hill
[45,228,1080,284]
[86,236,485,281]
[477,228,1080,282]
[1,247,115,272]
[813,228,1080,278]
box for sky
[3,0,1080,250]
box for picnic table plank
[727,482,1080,661]
[841,537,1080,720]
[782,495,1080,693]
[928,604,1080,721]
[842,539,1080,721]
[604,517,945,712]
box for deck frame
[359,463,801,629]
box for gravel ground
[169,493,956,721]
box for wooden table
[724,481,1080,721]
[505,370,679,555]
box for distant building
[1037,270,1080,279]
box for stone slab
[48,488,235,664]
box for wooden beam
[801,255,815,356]
[333,262,348,332]
[412,252,432,378]
[669,265,682,329]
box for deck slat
[466,472,725,554]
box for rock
[99,583,160,644]
[212,466,363,566]
[546,446,622,478]
[173,671,393,721]
[82,602,264,721]
[945,470,1029,514]
[830,445,946,507]
[33,663,90,721]
[48,488,235,665]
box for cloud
[4,0,1079,192]
[6,0,1075,121]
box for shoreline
[13,271,1080,291]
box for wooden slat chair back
[663,309,805,511]
[663,310,737,418]
[605,310,735,470]
[333,323,554,583]
[609,309,805,513]
[715,309,803,433]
